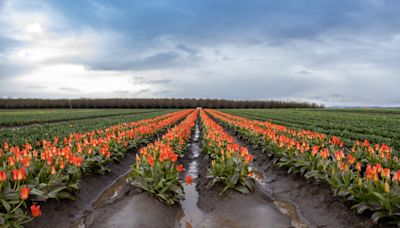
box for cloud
[297,70,314,75]
[26,85,47,90]
[130,76,172,85]
[87,51,181,71]
[1,0,400,106]
[59,87,80,92]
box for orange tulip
[347,154,355,165]
[20,185,30,200]
[11,167,26,181]
[8,156,15,167]
[31,204,42,217]
[21,157,30,167]
[355,162,361,171]
[147,154,154,167]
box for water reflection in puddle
[177,121,206,228]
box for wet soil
[217,121,375,228]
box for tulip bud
[384,182,390,193]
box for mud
[219,122,375,228]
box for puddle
[177,121,206,227]
[250,167,308,228]
[71,172,131,228]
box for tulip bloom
[20,185,30,200]
[176,164,184,172]
[31,204,42,217]
[147,154,155,167]
[0,171,7,182]
[185,175,193,185]
[11,167,26,181]
[355,162,361,171]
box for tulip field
[224,108,400,149]
[1,108,400,227]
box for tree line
[0,98,324,109]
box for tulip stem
[19,217,34,224]
[9,200,23,214]
[13,180,20,191]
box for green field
[0,109,162,127]
[221,108,400,149]
[0,109,173,147]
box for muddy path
[216,119,375,228]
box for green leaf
[235,185,250,194]
[1,200,10,212]
[304,170,318,179]
[371,211,388,224]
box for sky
[0,0,399,107]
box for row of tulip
[130,110,198,205]
[0,110,191,227]
[199,110,254,194]
[207,109,400,224]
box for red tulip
[176,164,184,172]
[185,175,193,185]
[0,171,7,182]
[31,204,42,217]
